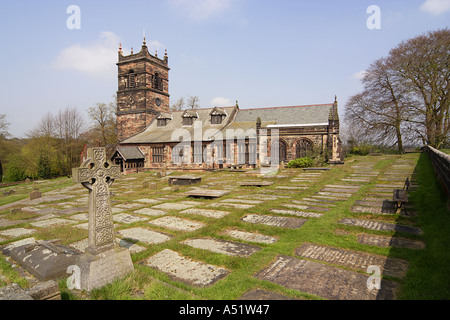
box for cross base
[76,246,134,292]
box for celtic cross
[72,147,121,255]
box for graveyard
[0,151,449,301]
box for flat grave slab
[116,227,172,245]
[320,188,358,194]
[222,228,277,244]
[7,240,80,281]
[295,243,408,278]
[181,238,261,257]
[275,186,308,190]
[270,209,323,218]
[239,289,298,300]
[148,216,206,232]
[357,234,425,250]
[134,208,167,217]
[0,218,27,228]
[0,228,36,238]
[242,214,308,229]
[350,206,396,215]
[255,255,398,300]
[281,203,328,212]
[168,176,202,186]
[113,203,143,209]
[338,218,423,235]
[112,213,149,224]
[240,181,273,187]
[186,189,230,198]
[135,199,161,204]
[144,249,229,287]
[220,198,263,205]
[208,202,255,210]
[30,218,75,228]
[317,191,353,198]
[179,208,230,219]
[151,202,195,211]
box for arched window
[296,139,314,158]
[152,73,163,91]
[127,70,136,88]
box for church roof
[122,106,237,144]
[120,103,335,144]
[112,146,145,160]
[234,104,333,127]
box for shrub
[286,157,314,168]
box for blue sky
[0,0,449,138]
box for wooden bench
[392,177,410,212]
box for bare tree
[170,97,186,111]
[187,96,200,109]
[389,28,450,148]
[0,114,9,139]
[87,102,116,146]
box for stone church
[113,38,343,174]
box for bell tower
[116,37,170,142]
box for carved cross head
[73,147,120,189]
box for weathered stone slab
[151,202,195,211]
[29,190,42,200]
[134,208,167,217]
[112,213,149,224]
[168,176,202,186]
[357,234,425,250]
[181,238,261,257]
[338,218,423,235]
[298,197,338,205]
[0,218,26,228]
[117,227,172,245]
[317,191,353,198]
[270,209,323,218]
[208,202,255,209]
[0,283,34,300]
[179,208,230,219]
[242,214,307,229]
[255,255,398,300]
[220,199,263,205]
[67,213,89,221]
[69,237,146,254]
[7,240,80,281]
[148,216,206,232]
[186,189,230,198]
[355,200,396,207]
[350,206,397,215]
[0,228,36,238]
[295,243,408,278]
[239,289,299,300]
[320,188,357,194]
[222,229,277,244]
[240,181,273,187]
[135,198,161,204]
[114,203,143,209]
[144,249,229,287]
[1,238,37,254]
[291,200,335,208]
[275,186,308,190]
[30,218,75,228]
[281,203,328,212]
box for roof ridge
[242,103,333,111]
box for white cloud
[352,70,367,80]
[52,31,120,78]
[420,0,450,14]
[210,97,232,107]
[168,0,234,21]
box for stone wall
[425,146,450,197]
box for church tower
[116,37,170,142]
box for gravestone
[168,176,202,186]
[29,189,42,200]
[6,239,79,281]
[72,147,134,291]
[186,189,230,198]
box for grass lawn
[1,153,449,300]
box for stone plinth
[76,246,134,292]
